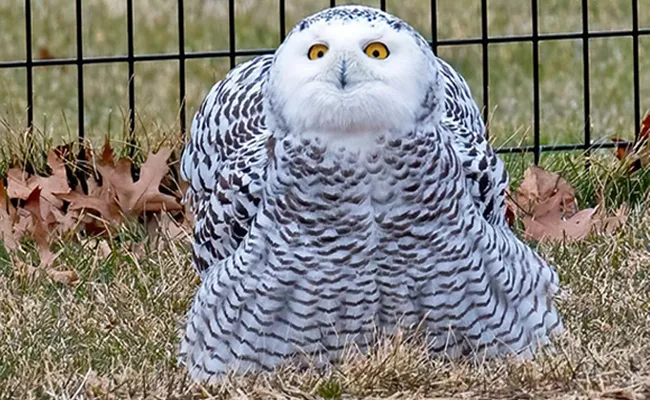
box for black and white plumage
[179,5,563,382]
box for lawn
[1,0,650,399]
[0,0,649,148]
[1,148,649,399]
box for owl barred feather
[179,5,562,382]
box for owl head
[264,5,444,144]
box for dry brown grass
[1,160,649,399]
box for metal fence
[1,0,648,164]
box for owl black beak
[338,59,348,89]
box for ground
[1,155,649,399]
[1,1,650,399]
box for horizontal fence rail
[0,0,647,162]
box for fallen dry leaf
[594,204,628,234]
[12,208,33,241]
[96,239,112,259]
[21,189,75,282]
[612,111,650,173]
[55,140,123,231]
[515,165,577,217]
[523,207,598,243]
[513,165,628,243]
[142,212,191,254]
[0,180,19,251]
[14,256,78,286]
[46,268,79,286]
[57,182,122,226]
[23,188,58,268]
[98,147,182,216]
[53,207,81,236]
[56,141,184,235]
[84,238,113,259]
[147,212,191,242]
[6,149,71,226]
[100,136,114,166]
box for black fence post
[228,0,236,69]
[126,0,136,154]
[75,0,85,143]
[480,0,489,138]
[24,0,33,131]
[430,0,438,54]
[531,0,540,165]
[178,0,187,138]
[279,0,287,42]
[632,0,641,140]
[581,0,591,154]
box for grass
[0,0,649,150]
[1,144,650,398]
[1,0,650,398]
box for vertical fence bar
[279,0,286,42]
[531,0,540,164]
[228,0,236,68]
[632,0,641,139]
[126,0,136,145]
[430,0,438,54]
[75,0,85,142]
[480,0,489,136]
[178,0,186,137]
[330,0,336,7]
[379,0,386,11]
[581,0,591,153]
[24,0,33,130]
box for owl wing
[180,56,274,274]
[437,58,509,226]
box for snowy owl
[179,5,563,382]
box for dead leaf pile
[507,165,627,243]
[0,140,191,284]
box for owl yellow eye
[308,44,329,60]
[364,42,390,59]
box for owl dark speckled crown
[290,5,433,60]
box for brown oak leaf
[56,173,123,226]
[513,166,628,243]
[594,204,628,234]
[0,180,19,251]
[6,150,71,227]
[98,148,182,216]
[55,139,123,231]
[23,188,58,268]
[23,188,78,284]
[515,165,577,217]
[523,207,598,243]
[46,268,80,286]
